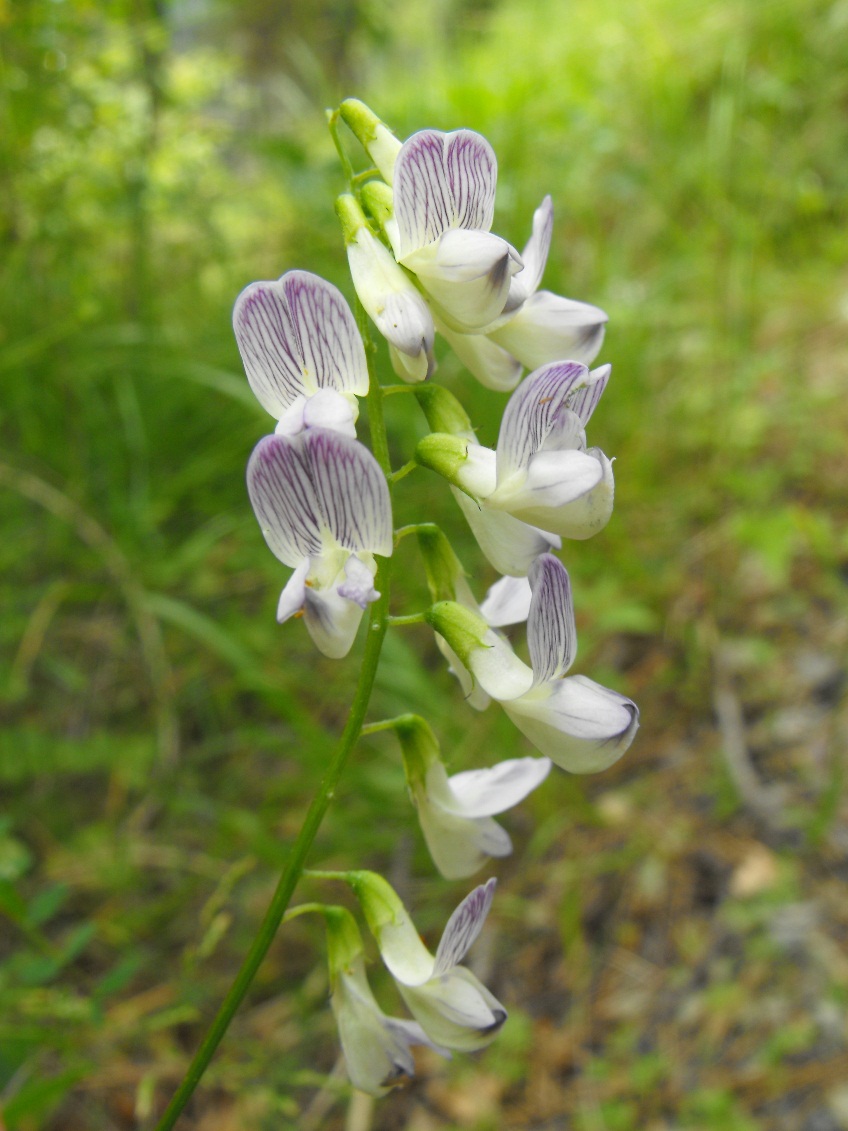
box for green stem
[389,459,417,485]
[326,109,357,189]
[394,521,442,545]
[387,612,427,627]
[154,259,393,1131]
[360,713,419,738]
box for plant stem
[154,297,393,1131]
[387,612,427,627]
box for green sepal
[417,526,465,604]
[361,180,395,231]
[425,601,490,666]
[344,870,407,937]
[393,715,440,791]
[323,905,365,980]
[415,433,470,486]
[413,384,475,437]
[339,99,387,148]
[335,193,369,245]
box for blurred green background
[2,0,848,1127]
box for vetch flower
[427,554,639,773]
[323,905,449,1095]
[388,129,525,334]
[417,361,614,573]
[336,194,435,382]
[348,872,507,1052]
[233,270,368,437]
[413,384,560,577]
[394,714,550,879]
[442,196,608,388]
[247,429,392,658]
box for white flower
[396,715,550,879]
[247,429,392,658]
[233,270,368,437]
[337,194,435,382]
[441,196,608,389]
[349,873,507,1053]
[427,554,639,773]
[416,361,614,574]
[388,130,525,334]
[324,906,448,1096]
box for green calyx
[425,601,490,666]
[361,180,395,231]
[417,526,465,604]
[415,433,470,486]
[344,870,407,937]
[413,384,475,437]
[339,99,385,147]
[393,714,440,789]
[335,193,369,245]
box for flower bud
[339,98,402,184]
[336,194,435,381]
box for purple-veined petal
[399,968,507,1052]
[281,271,369,396]
[303,580,367,658]
[569,364,611,427]
[496,361,590,481]
[338,553,380,609]
[436,318,522,392]
[234,280,305,416]
[276,558,310,623]
[527,554,576,684]
[505,675,639,772]
[402,229,523,334]
[234,273,367,420]
[303,430,393,556]
[490,291,607,373]
[393,129,498,257]
[247,433,324,567]
[444,756,552,817]
[520,195,553,296]
[433,878,497,975]
[452,486,561,577]
[479,575,532,626]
